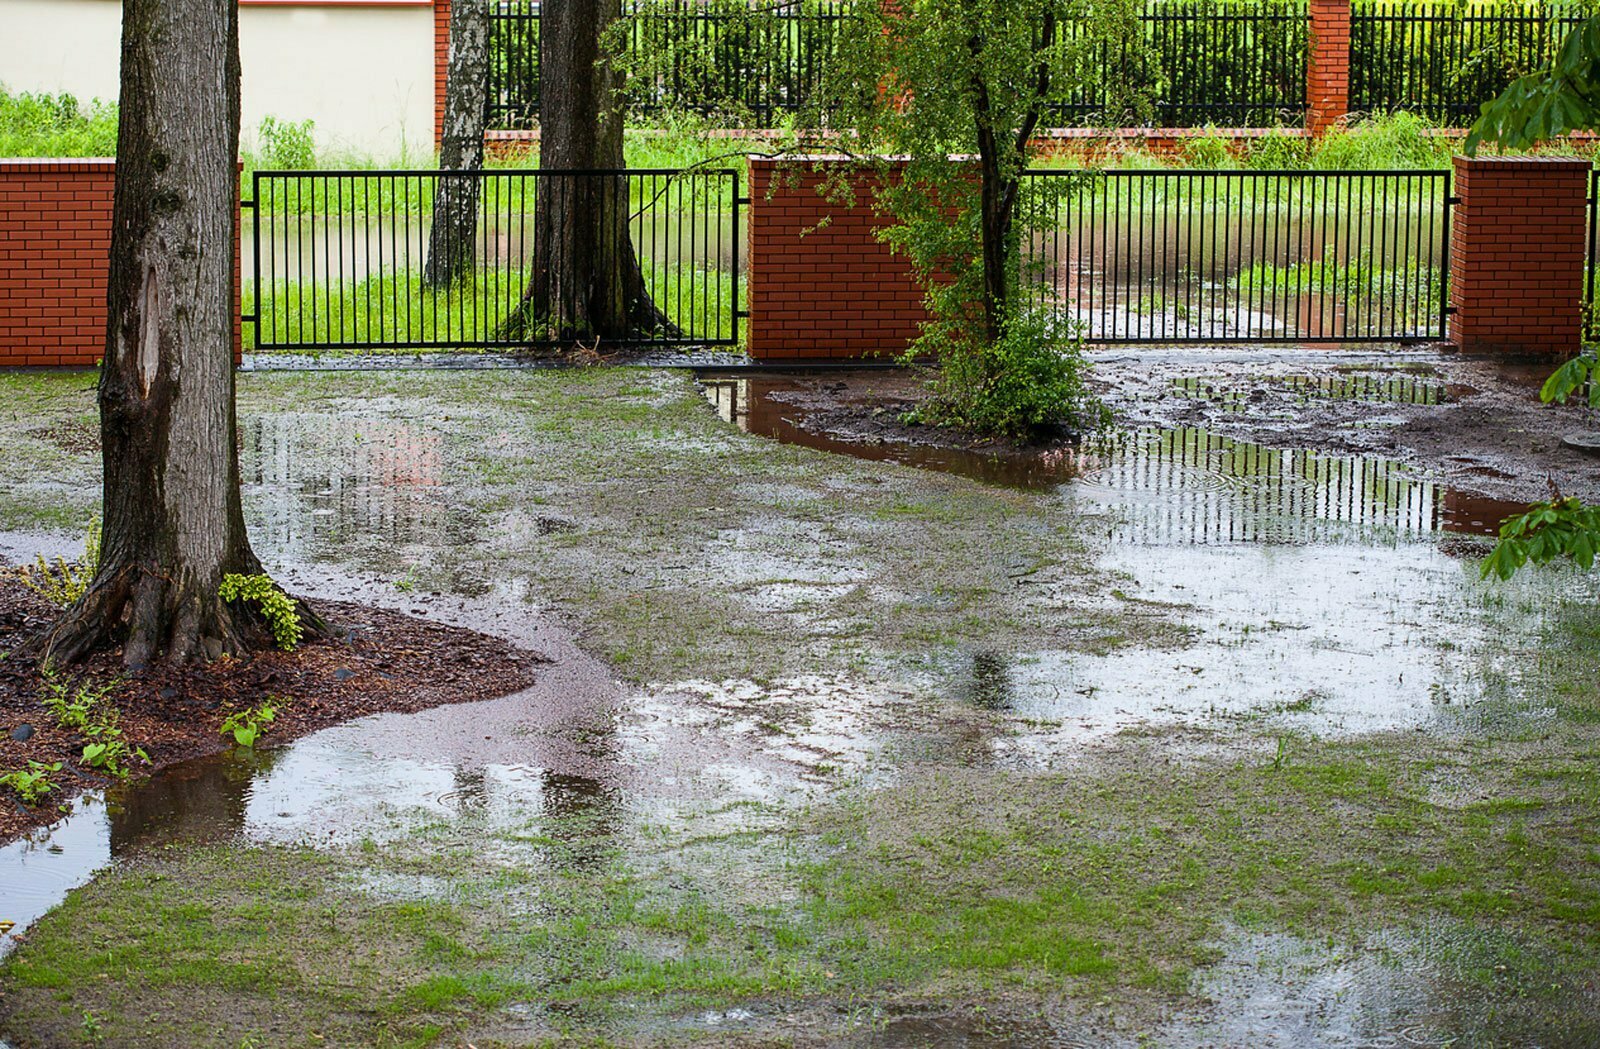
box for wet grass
[3,367,1600,1045]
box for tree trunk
[499,0,677,344]
[30,0,313,667]
[425,0,491,288]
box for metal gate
[1021,168,1452,344]
[243,167,743,353]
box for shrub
[14,522,100,608]
[255,115,316,169]
[218,574,303,651]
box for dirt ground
[747,352,1600,505]
[0,567,544,847]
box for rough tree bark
[30,0,314,667]
[425,0,491,287]
[499,0,677,344]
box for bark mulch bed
[0,564,546,848]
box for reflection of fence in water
[1074,427,1448,544]
[241,416,446,551]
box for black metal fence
[1020,168,1452,343]
[1351,1,1595,125]
[487,0,852,129]
[488,0,1304,130]
[1057,1,1307,127]
[243,168,742,352]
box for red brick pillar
[1449,156,1591,357]
[1306,0,1350,139]
[434,0,451,152]
[746,157,930,361]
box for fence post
[1449,155,1591,357]
[1306,0,1350,139]
[434,0,451,152]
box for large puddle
[0,364,1588,1043]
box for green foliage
[0,761,63,806]
[1482,498,1600,579]
[218,574,303,652]
[0,86,117,156]
[917,308,1110,438]
[220,702,279,750]
[13,521,100,608]
[1483,349,1600,580]
[814,0,1143,436]
[1467,14,1600,151]
[41,670,146,780]
[254,115,317,170]
[1311,112,1455,170]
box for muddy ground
[749,351,1600,505]
[0,567,543,846]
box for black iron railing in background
[1351,1,1595,125]
[1020,168,1452,343]
[487,0,852,130]
[487,0,1305,131]
[244,168,742,352]
[1057,1,1308,127]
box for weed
[218,574,303,651]
[13,521,100,608]
[0,761,63,806]
[255,115,316,169]
[220,702,279,750]
[40,669,146,780]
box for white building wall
[0,0,437,161]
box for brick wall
[747,156,930,360]
[1448,155,1591,357]
[0,159,241,369]
[434,0,451,150]
[1306,0,1351,138]
[0,160,116,367]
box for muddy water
[0,367,1581,1044]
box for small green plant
[14,521,100,608]
[40,669,146,780]
[220,702,279,749]
[0,761,63,806]
[256,115,316,169]
[218,574,303,651]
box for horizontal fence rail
[1021,168,1452,343]
[1351,0,1596,125]
[246,168,742,352]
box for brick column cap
[0,158,118,172]
[1452,154,1593,173]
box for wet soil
[723,353,1600,506]
[0,565,545,848]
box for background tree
[811,0,1147,437]
[498,0,674,345]
[425,0,491,288]
[32,0,310,666]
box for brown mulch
[0,565,546,847]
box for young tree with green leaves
[807,0,1147,437]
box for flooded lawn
[1,362,1598,1047]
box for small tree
[810,0,1147,437]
